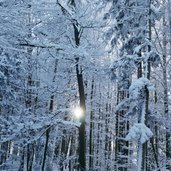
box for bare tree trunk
[76,58,86,171]
[41,127,50,171]
[0,142,9,167]
[166,1,171,170]
[149,87,160,170]
[115,88,129,171]
[89,78,94,170]
[56,1,86,169]
[142,1,151,170]
[163,25,171,171]
[73,10,86,171]
[27,143,34,171]
[42,59,58,171]
[18,147,25,171]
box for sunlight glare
[73,107,84,119]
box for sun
[73,107,84,119]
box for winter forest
[1,0,171,171]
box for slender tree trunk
[18,147,25,171]
[89,78,94,170]
[72,11,86,171]
[76,59,86,170]
[115,88,129,171]
[56,1,86,169]
[41,58,58,171]
[149,87,160,170]
[27,143,34,171]
[42,127,50,171]
[166,1,171,170]
[0,142,9,167]
[142,1,151,170]
[105,82,110,170]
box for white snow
[125,123,153,144]
[129,77,154,100]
